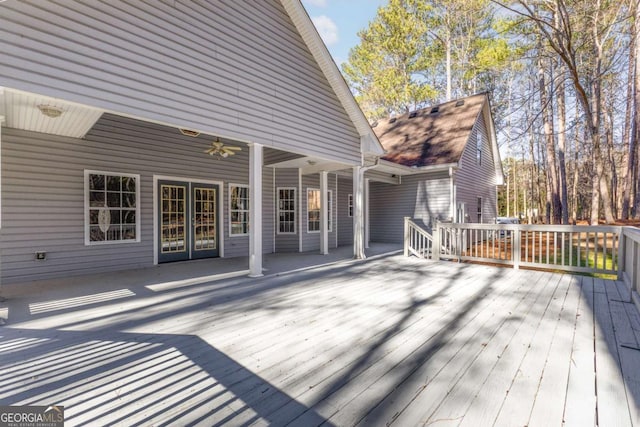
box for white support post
[513,228,521,270]
[433,220,440,261]
[248,142,263,277]
[365,178,370,249]
[320,170,328,255]
[404,217,410,257]
[353,166,365,259]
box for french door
[157,180,219,263]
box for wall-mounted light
[37,104,64,118]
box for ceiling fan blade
[226,146,242,151]
[213,141,224,149]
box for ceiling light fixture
[37,104,64,118]
[204,137,242,158]
[179,128,200,137]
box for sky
[301,0,387,67]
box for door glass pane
[161,184,187,253]
[194,187,217,250]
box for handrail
[404,218,639,311]
[621,227,640,309]
[404,217,434,259]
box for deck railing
[403,217,640,310]
[621,227,640,305]
[403,218,433,259]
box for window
[277,187,296,234]
[476,129,483,165]
[308,189,320,233]
[307,189,332,233]
[85,170,140,244]
[348,194,353,217]
[477,197,483,223]
[229,184,249,236]
[327,190,333,232]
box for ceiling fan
[204,138,242,158]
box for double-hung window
[229,184,249,236]
[348,194,353,217]
[85,170,140,244]
[277,187,296,234]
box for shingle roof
[372,93,487,168]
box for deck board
[0,254,638,426]
[563,276,597,427]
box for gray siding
[274,168,299,252]
[0,0,361,163]
[455,114,498,223]
[369,171,451,243]
[338,176,353,246]
[1,114,274,283]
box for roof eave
[482,95,505,185]
[280,0,385,158]
[377,159,459,176]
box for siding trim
[152,175,225,265]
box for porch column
[320,170,329,255]
[353,166,365,259]
[365,177,370,249]
[249,142,263,277]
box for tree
[497,0,626,224]
[342,0,436,119]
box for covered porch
[1,252,638,426]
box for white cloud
[304,0,328,7]
[312,15,339,46]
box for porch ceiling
[0,88,104,139]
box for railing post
[617,228,625,281]
[404,217,410,257]
[513,226,521,270]
[433,220,441,261]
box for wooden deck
[1,254,639,426]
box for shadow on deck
[0,248,638,426]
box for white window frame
[477,197,483,223]
[307,188,332,233]
[277,187,297,235]
[348,193,353,217]
[84,170,141,245]
[229,183,249,236]
[327,189,333,232]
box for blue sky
[302,0,387,67]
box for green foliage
[342,0,520,121]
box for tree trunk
[621,4,636,219]
[539,53,562,224]
[556,61,569,224]
[446,29,452,101]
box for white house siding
[0,0,361,164]
[369,171,451,243]
[455,113,498,224]
[0,114,275,283]
[337,176,354,246]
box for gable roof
[280,0,384,157]
[373,93,489,168]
